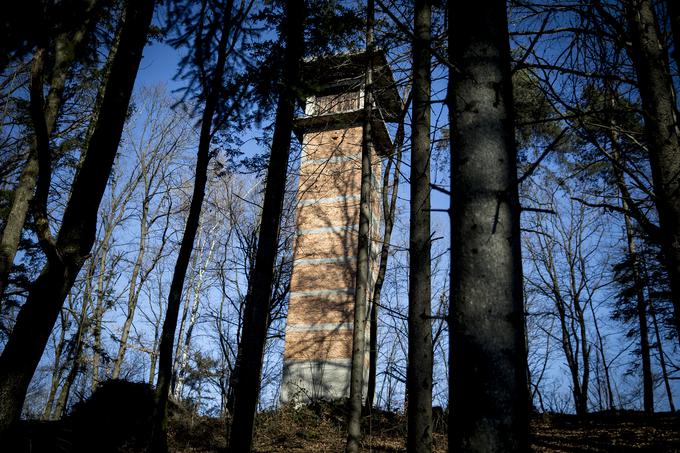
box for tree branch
[28,48,58,259]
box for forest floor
[9,397,680,452]
[167,402,680,452]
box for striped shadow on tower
[281,50,401,404]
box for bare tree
[525,182,611,416]
[0,0,102,298]
[0,0,155,436]
[111,88,188,379]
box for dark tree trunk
[666,0,680,71]
[147,2,235,451]
[0,0,99,298]
[649,297,675,412]
[448,0,529,451]
[625,0,680,337]
[346,3,374,452]
[408,0,433,451]
[227,2,305,451]
[624,213,654,414]
[0,0,155,438]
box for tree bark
[408,0,433,451]
[625,0,680,337]
[0,0,155,437]
[448,0,529,450]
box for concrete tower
[281,51,400,404]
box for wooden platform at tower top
[293,50,403,154]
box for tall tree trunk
[175,232,218,397]
[0,0,155,437]
[346,2,375,452]
[346,2,377,451]
[228,2,305,451]
[147,2,234,450]
[229,4,307,453]
[0,0,99,298]
[448,0,529,450]
[625,0,680,337]
[91,219,119,391]
[608,105,653,413]
[588,300,615,410]
[171,225,204,394]
[53,276,93,419]
[408,0,432,451]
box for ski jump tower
[281,51,401,403]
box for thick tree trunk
[625,0,680,337]
[147,1,234,449]
[228,2,305,451]
[448,0,529,451]
[0,0,98,298]
[0,0,155,438]
[408,0,432,451]
[346,3,374,452]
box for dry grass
[167,404,680,452]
